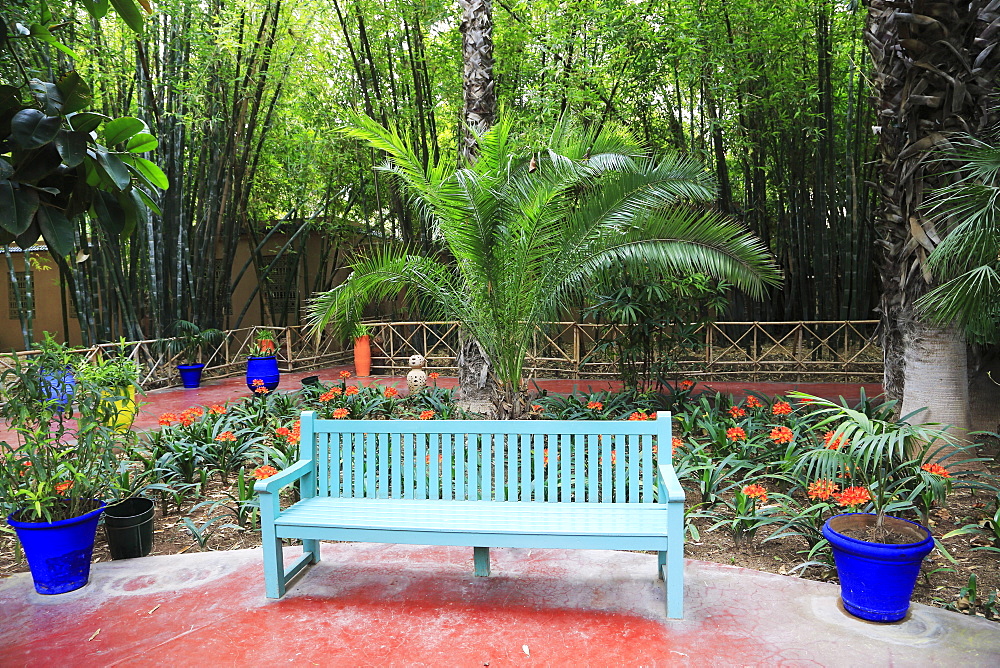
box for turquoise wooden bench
[255,410,685,617]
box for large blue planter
[177,363,205,388]
[8,502,107,595]
[822,513,934,622]
[246,356,280,393]
[39,367,76,411]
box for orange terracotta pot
[354,335,371,377]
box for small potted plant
[162,320,225,388]
[791,392,975,622]
[78,339,143,432]
[246,329,280,394]
[0,338,139,594]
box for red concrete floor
[1,543,997,666]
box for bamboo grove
[1,0,877,345]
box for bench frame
[256,410,685,617]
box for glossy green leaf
[0,158,12,180]
[11,144,62,182]
[16,222,41,250]
[125,132,158,153]
[92,191,126,236]
[96,151,131,190]
[103,117,145,146]
[68,112,108,133]
[134,186,162,216]
[123,156,169,190]
[108,0,144,34]
[0,85,21,114]
[55,130,88,168]
[0,180,40,235]
[117,190,144,239]
[56,72,93,114]
[28,79,63,116]
[36,204,75,258]
[10,109,60,149]
[80,0,110,19]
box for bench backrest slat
[301,411,671,503]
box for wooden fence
[0,320,882,389]
[364,320,883,383]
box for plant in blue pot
[162,320,226,389]
[790,392,981,623]
[246,329,280,395]
[0,338,139,594]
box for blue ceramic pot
[39,367,76,411]
[822,513,933,622]
[246,356,280,393]
[8,502,107,594]
[177,363,205,389]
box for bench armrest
[657,463,685,503]
[254,460,312,495]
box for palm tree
[307,113,781,417]
[458,0,495,164]
[866,0,998,435]
[917,129,1000,341]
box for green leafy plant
[161,320,226,366]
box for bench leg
[303,539,321,564]
[473,547,491,577]
[262,534,286,599]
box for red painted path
[1,543,996,666]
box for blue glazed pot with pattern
[8,502,107,594]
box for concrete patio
[1,543,997,666]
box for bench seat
[274,497,672,550]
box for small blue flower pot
[823,513,934,622]
[177,363,205,389]
[246,356,280,394]
[8,502,107,594]
[39,367,76,411]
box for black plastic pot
[104,497,155,560]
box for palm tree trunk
[457,0,497,411]
[458,0,495,164]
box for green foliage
[308,113,779,414]
[160,320,226,366]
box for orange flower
[275,427,291,438]
[628,411,649,421]
[745,396,762,408]
[531,404,543,412]
[921,463,950,478]
[179,413,195,427]
[384,386,399,398]
[807,479,839,501]
[209,404,227,415]
[742,484,767,503]
[419,410,435,420]
[771,401,792,416]
[158,412,177,426]
[823,430,849,450]
[726,426,746,441]
[834,486,871,507]
[253,465,278,480]
[332,407,350,419]
[257,338,276,354]
[188,406,205,417]
[586,401,604,410]
[543,448,549,466]
[215,431,237,442]
[679,380,694,391]
[728,406,746,418]
[428,372,440,380]
[251,378,265,387]
[769,425,794,444]
[319,389,341,402]
[345,385,359,396]
[339,370,352,378]
[254,385,270,395]
[671,436,683,454]
[55,480,73,495]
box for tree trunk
[458,0,495,165]
[897,316,970,457]
[456,0,496,410]
[866,0,996,436]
